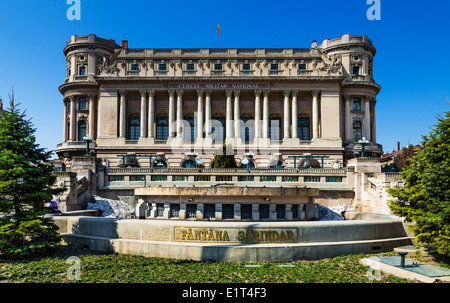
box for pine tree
[388,111,450,256]
[0,93,63,258]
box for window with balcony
[79,66,86,76]
[352,65,360,75]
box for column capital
[205,90,212,96]
[291,90,298,97]
[311,90,320,98]
[119,89,127,96]
[68,95,75,102]
[176,89,184,97]
[225,90,233,98]
[254,89,262,96]
[233,90,240,97]
[147,90,155,97]
[168,90,176,97]
[139,90,147,97]
[283,90,291,97]
[343,94,352,101]
[263,89,270,97]
[196,89,204,97]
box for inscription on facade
[169,83,270,90]
[173,226,297,243]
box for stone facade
[53,34,399,219]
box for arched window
[353,121,362,142]
[156,117,169,141]
[128,117,140,141]
[182,159,196,168]
[77,121,87,142]
[153,159,168,169]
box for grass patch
[0,245,445,283]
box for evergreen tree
[213,142,237,168]
[0,93,63,258]
[388,111,450,256]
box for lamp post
[83,134,93,157]
[358,137,370,158]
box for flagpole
[217,20,219,48]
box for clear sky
[0,0,449,157]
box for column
[262,90,270,138]
[344,95,351,141]
[205,90,212,137]
[69,96,76,141]
[291,90,298,139]
[168,90,175,138]
[364,96,371,141]
[119,90,126,138]
[283,90,290,139]
[312,90,320,139]
[176,90,183,138]
[63,100,68,142]
[139,90,147,139]
[254,90,261,139]
[372,101,377,143]
[196,90,204,140]
[148,90,155,139]
[88,94,96,138]
[225,90,233,139]
[233,90,240,139]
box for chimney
[397,142,400,151]
[121,40,128,49]
[311,40,318,48]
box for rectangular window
[78,97,87,110]
[211,117,225,143]
[270,63,278,70]
[159,63,167,71]
[240,117,254,143]
[203,203,216,219]
[186,204,197,219]
[183,117,196,142]
[156,117,169,141]
[79,66,86,76]
[222,204,234,220]
[259,204,270,219]
[214,63,222,71]
[186,63,195,70]
[298,117,310,140]
[131,64,139,71]
[276,204,286,219]
[128,117,140,141]
[292,204,299,219]
[352,66,360,75]
[170,204,180,218]
[241,204,252,220]
[242,63,251,70]
[298,63,307,70]
[156,203,165,217]
[269,118,281,141]
[353,97,362,111]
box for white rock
[88,195,135,219]
[318,204,355,221]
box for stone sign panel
[169,83,270,90]
[173,226,297,243]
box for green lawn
[0,245,421,283]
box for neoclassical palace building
[54,34,395,219]
[57,33,382,169]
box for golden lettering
[181,229,187,240]
[251,230,260,241]
[279,231,286,241]
[222,231,230,241]
[237,230,244,241]
[286,230,293,241]
[194,229,201,240]
[215,230,223,241]
[186,228,193,240]
[208,229,215,241]
[244,230,251,241]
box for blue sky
[0,0,449,157]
